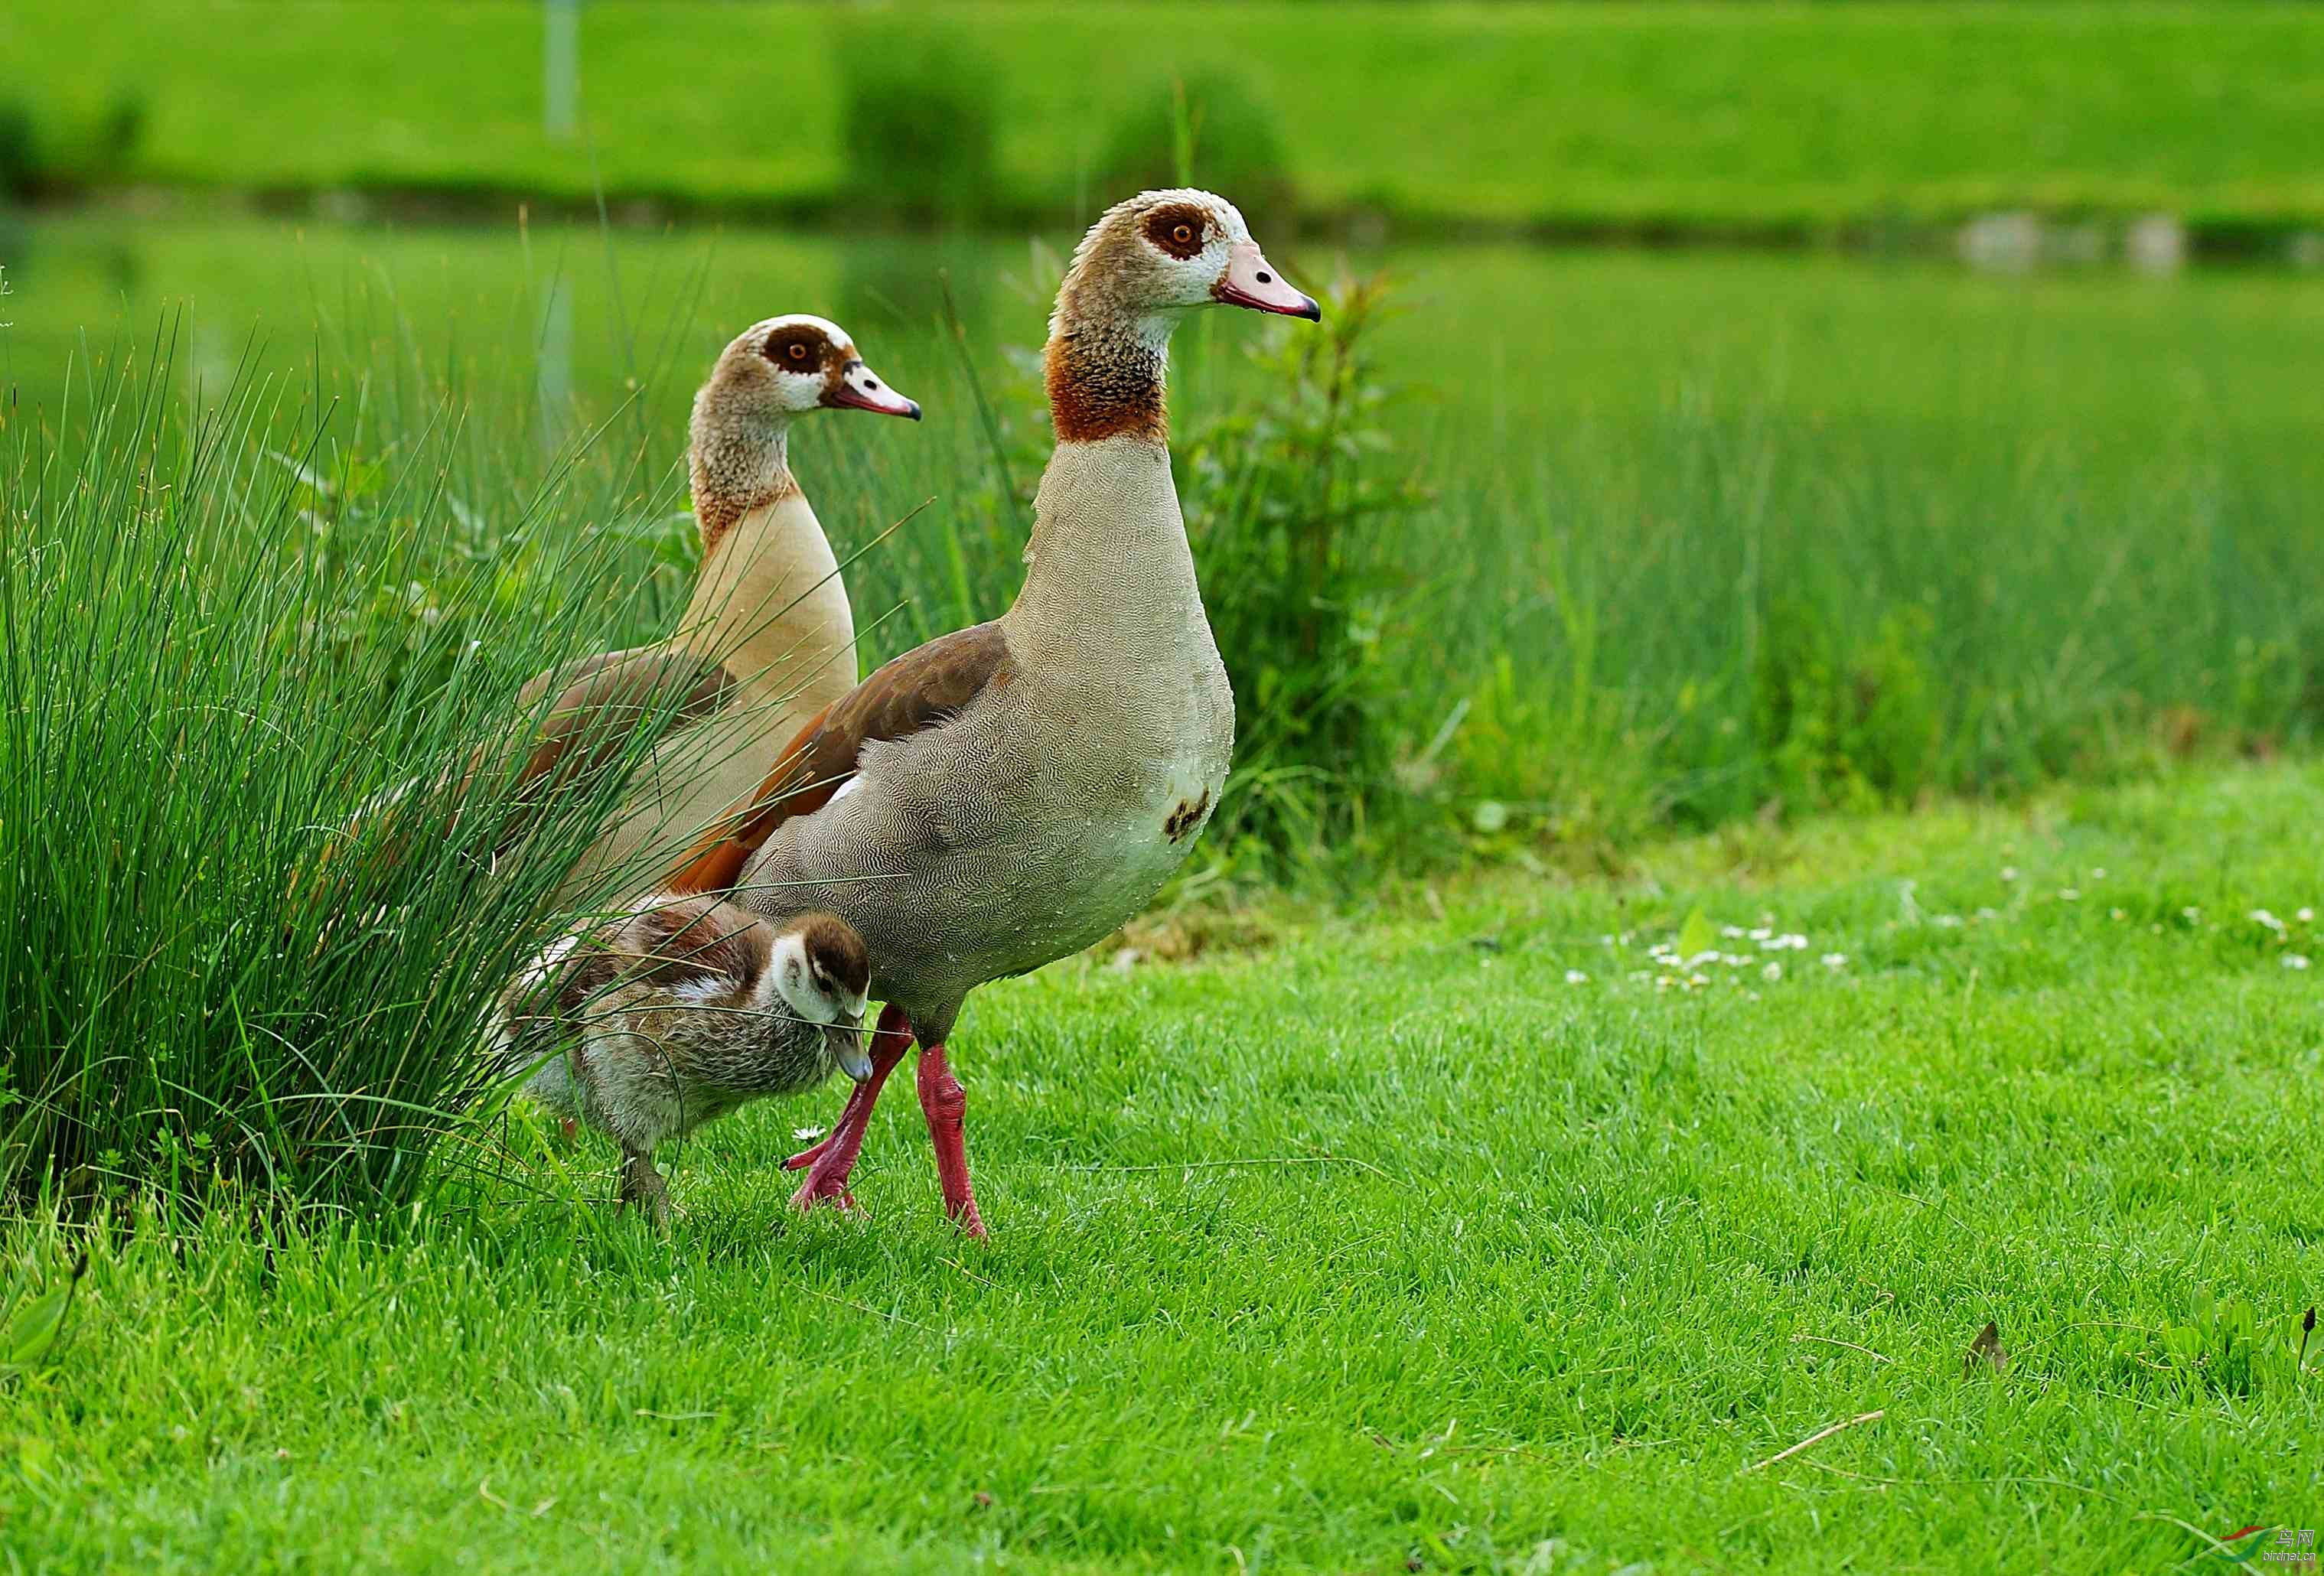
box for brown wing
[508,647,738,805]
[324,647,735,881]
[667,621,1009,895]
[567,896,765,1008]
[501,894,762,1055]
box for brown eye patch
[761,325,831,372]
[1142,202,1211,261]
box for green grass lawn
[5,2,2323,231]
[7,762,2319,1571]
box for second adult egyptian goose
[469,315,920,879]
[670,190,1318,1236]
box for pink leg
[915,1042,986,1239]
[786,1005,911,1215]
[785,1004,912,1171]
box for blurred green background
[6,2,2324,239]
[4,0,2320,861]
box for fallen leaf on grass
[2,1252,87,1374]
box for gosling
[499,897,872,1225]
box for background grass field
[5,3,2324,238]
[5,764,2319,1571]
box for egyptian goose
[396,315,920,878]
[500,900,872,1225]
[669,190,1318,1236]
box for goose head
[768,911,875,1081]
[689,315,919,551]
[700,314,921,425]
[1046,190,1316,444]
[1051,188,1319,340]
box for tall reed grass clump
[0,340,690,1215]
[1433,386,2324,857]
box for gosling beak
[827,1018,873,1083]
[1211,240,1321,321]
[825,358,921,420]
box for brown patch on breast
[1163,789,1211,843]
[1045,332,1167,446]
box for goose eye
[1172,223,1194,245]
[787,343,809,362]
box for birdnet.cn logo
[2212,1527,2317,1565]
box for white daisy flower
[2000,866,2019,882]
[1762,962,1783,982]
[1821,953,1848,969]
[2287,955,2312,972]
[1566,969,1589,985]
[2298,908,2315,924]
[792,1126,827,1142]
[2251,909,2287,933]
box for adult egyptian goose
[445,315,920,878]
[499,899,871,1226]
[668,190,1318,1236]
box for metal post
[544,0,579,143]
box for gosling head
[689,314,920,552]
[1051,188,1320,340]
[768,911,875,1082]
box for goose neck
[689,407,795,558]
[1042,295,1177,448]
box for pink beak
[1213,241,1322,320]
[824,359,922,420]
